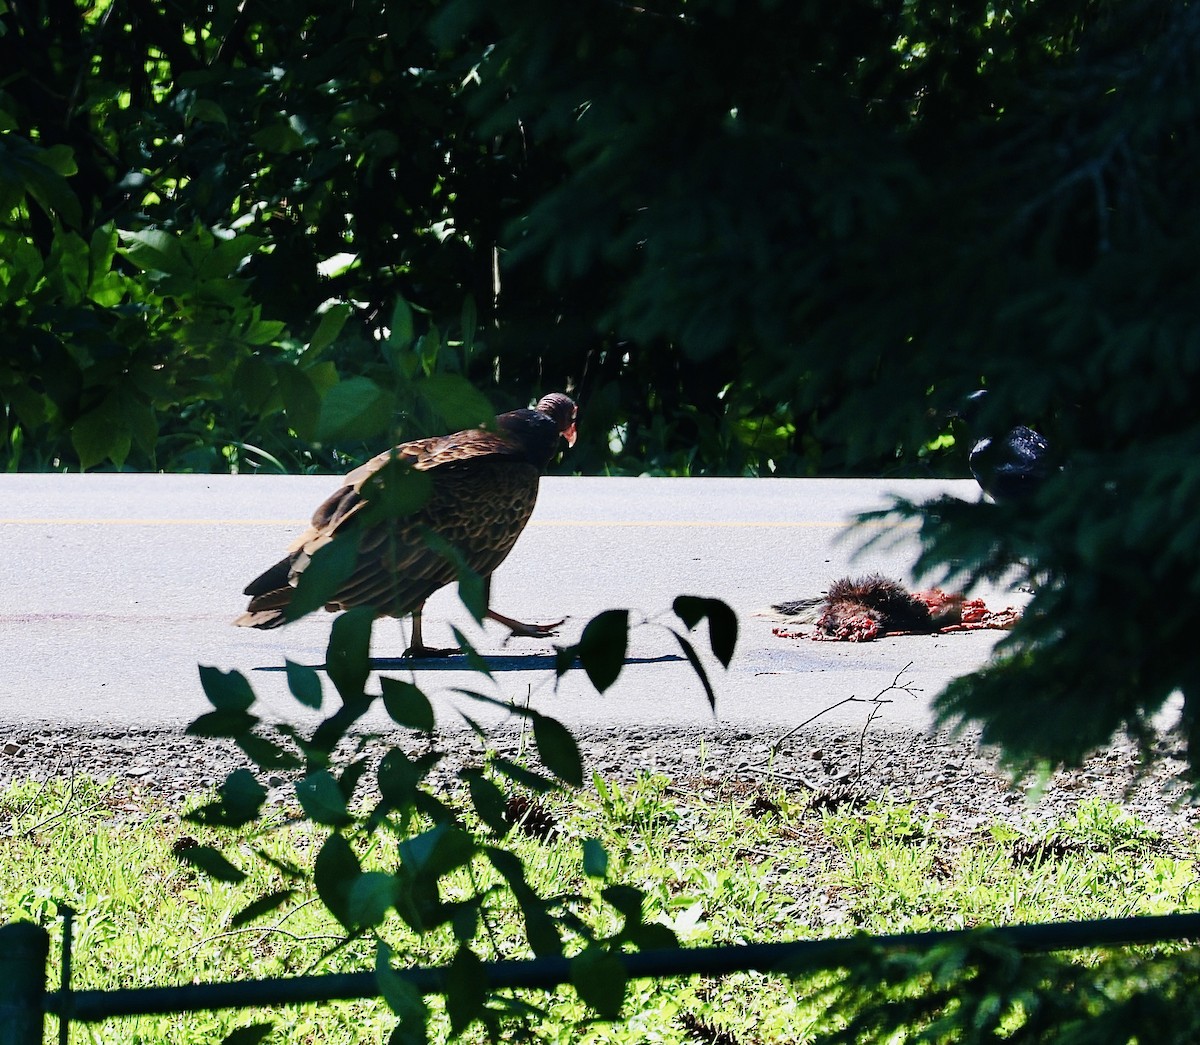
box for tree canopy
[4,0,1200,777]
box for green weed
[2,779,1198,1043]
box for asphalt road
[0,474,1022,738]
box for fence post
[0,922,49,1045]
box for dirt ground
[3,719,1196,843]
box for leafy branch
[184,590,737,1041]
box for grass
[2,771,1199,1044]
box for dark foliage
[8,4,1200,1033]
[807,937,1200,1044]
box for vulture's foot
[403,608,461,658]
[402,641,462,659]
[487,608,566,640]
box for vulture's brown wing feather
[234,422,547,628]
[406,429,532,471]
[321,456,541,616]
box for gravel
[3,720,1197,842]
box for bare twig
[750,663,921,782]
[856,663,922,775]
[5,756,110,839]
[166,923,345,965]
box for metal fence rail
[4,913,1200,1044]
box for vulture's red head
[538,392,578,448]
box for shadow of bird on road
[251,653,685,674]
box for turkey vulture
[957,389,1053,502]
[234,392,577,656]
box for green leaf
[445,946,487,1036]
[378,748,424,808]
[219,1022,273,1045]
[482,845,525,888]
[458,296,477,360]
[188,99,229,126]
[202,232,262,280]
[626,922,678,951]
[117,389,158,456]
[316,376,393,441]
[232,355,275,413]
[119,228,190,276]
[13,142,81,226]
[218,768,267,824]
[388,297,415,351]
[314,833,362,928]
[296,770,352,826]
[339,756,372,804]
[376,945,429,1043]
[582,838,609,879]
[349,871,398,928]
[198,665,257,712]
[326,605,374,700]
[532,713,583,787]
[70,396,131,469]
[672,595,738,668]
[360,457,433,519]
[418,531,485,624]
[490,756,559,794]
[456,570,488,627]
[254,121,306,154]
[554,644,579,677]
[570,946,627,1020]
[671,631,717,712]
[38,143,78,177]
[602,884,646,920]
[450,626,492,676]
[309,303,351,355]
[274,364,322,442]
[236,733,301,771]
[285,659,323,709]
[577,610,629,693]
[87,224,118,297]
[462,770,510,837]
[187,708,258,739]
[380,677,435,732]
[284,535,361,623]
[418,374,494,433]
[416,327,440,376]
[449,900,480,944]
[50,229,89,297]
[231,889,295,928]
[308,697,372,756]
[178,845,246,883]
[402,823,476,877]
[485,847,563,957]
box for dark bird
[234,392,578,656]
[956,389,1054,502]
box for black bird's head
[951,389,1054,502]
[950,389,991,426]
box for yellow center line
[0,517,904,529]
[0,518,307,526]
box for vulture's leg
[403,603,461,658]
[482,575,566,639]
[487,608,566,638]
